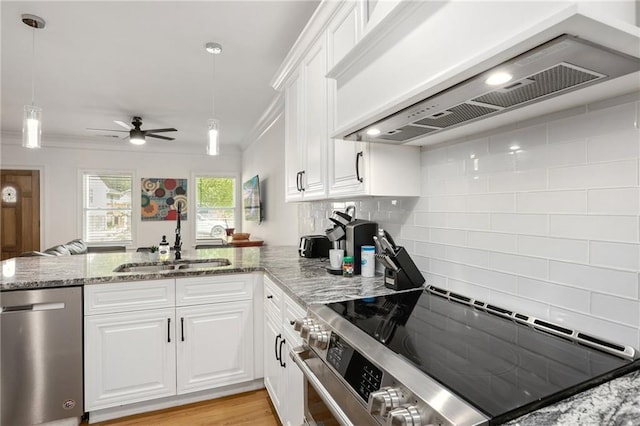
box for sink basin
[114,258,231,273]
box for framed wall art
[141,178,187,221]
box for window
[83,173,133,244]
[195,176,236,240]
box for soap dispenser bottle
[159,235,170,261]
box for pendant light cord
[31,26,36,105]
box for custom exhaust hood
[343,35,640,145]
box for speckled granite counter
[0,246,403,307]
[1,245,638,424]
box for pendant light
[21,14,46,149]
[206,42,222,156]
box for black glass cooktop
[326,289,640,423]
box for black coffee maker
[345,219,378,275]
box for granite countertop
[1,245,638,424]
[0,246,403,307]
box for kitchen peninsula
[1,246,639,425]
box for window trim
[191,172,241,244]
[79,169,136,248]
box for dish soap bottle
[159,235,170,261]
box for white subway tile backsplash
[591,293,640,327]
[428,195,467,212]
[488,124,547,154]
[488,252,547,279]
[587,130,639,163]
[429,228,467,246]
[490,213,547,235]
[548,160,637,190]
[444,246,488,267]
[587,188,640,215]
[590,241,640,271]
[414,241,446,259]
[549,260,638,299]
[514,140,587,171]
[414,212,447,227]
[446,212,490,230]
[516,190,587,213]
[468,231,517,253]
[518,235,588,263]
[429,259,517,293]
[488,169,547,192]
[446,137,489,160]
[423,272,447,287]
[548,101,638,144]
[400,225,430,242]
[466,193,516,212]
[549,214,638,242]
[518,277,590,312]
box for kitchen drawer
[264,276,283,320]
[84,280,175,315]
[176,274,253,307]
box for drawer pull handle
[267,295,273,299]
[181,317,185,342]
[167,318,171,343]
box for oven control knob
[368,387,407,417]
[308,330,330,349]
[293,317,312,332]
[386,405,423,426]
[300,323,321,339]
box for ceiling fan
[87,117,177,145]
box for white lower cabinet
[263,276,305,426]
[176,301,253,394]
[84,308,177,410]
[84,275,258,416]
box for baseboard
[87,379,265,423]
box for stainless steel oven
[290,286,640,426]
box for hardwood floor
[84,389,281,426]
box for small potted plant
[149,245,159,261]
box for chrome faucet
[174,205,182,260]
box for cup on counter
[329,249,344,269]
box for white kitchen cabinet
[284,36,328,202]
[85,274,259,415]
[84,308,176,411]
[263,276,305,426]
[176,300,253,394]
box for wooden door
[1,170,40,259]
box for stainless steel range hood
[344,35,640,144]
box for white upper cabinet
[277,0,421,202]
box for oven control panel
[295,315,454,426]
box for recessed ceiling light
[205,42,222,55]
[509,144,521,151]
[366,128,381,136]
[485,71,513,86]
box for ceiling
[1,1,320,152]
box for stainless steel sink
[114,258,231,273]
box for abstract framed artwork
[141,178,187,221]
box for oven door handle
[290,346,354,426]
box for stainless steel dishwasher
[1,286,83,425]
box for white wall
[241,101,299,245]
[1,135,242,250]
[303,92,640,351]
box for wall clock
[2,186,17,203]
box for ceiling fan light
[22,104,42,149]
[207,118,220,156]
[129,129,145,145]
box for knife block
[383,246,425,291]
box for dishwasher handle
[2,302,65,313]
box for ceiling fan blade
[114,120,133,130]
[147,134,175,141]
[86,128,129,132]
[143,128,177,133]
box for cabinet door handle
[167,318,171,343]
[279,339,286,368]
[181,317,185,342]
[275,334,282,361]
[267,295,273,299]
[289,320,295,326]
[356,151,364,183]
[296,171,302,192]
[300,171,306,191]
